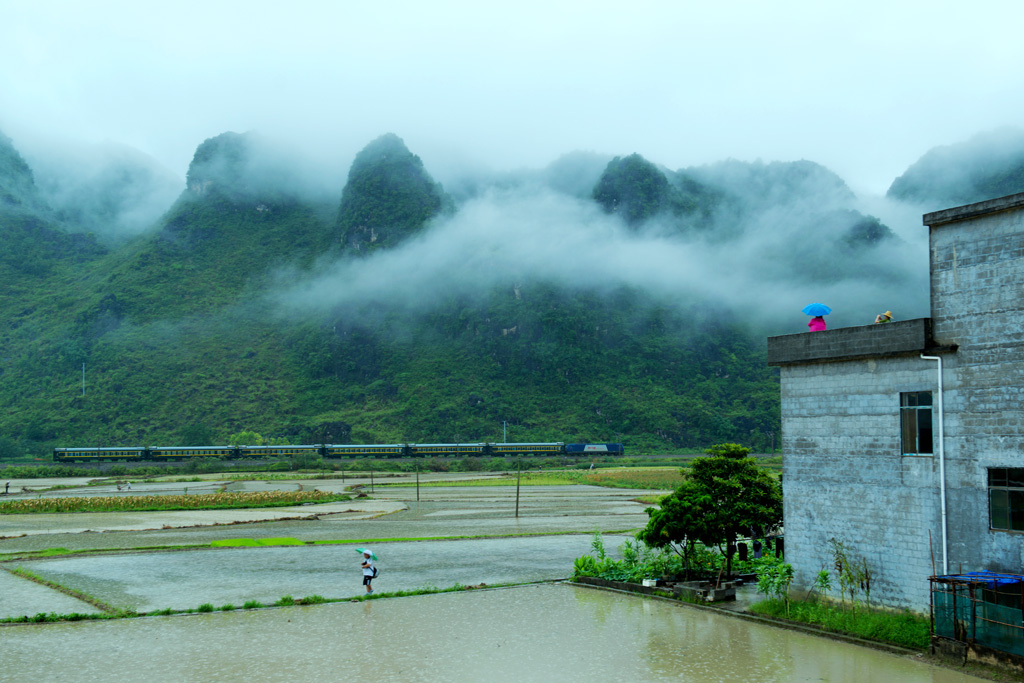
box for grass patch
[211,539,262,547]
[633,494,667,505]
[0,490,350,514]
[750,598,930,650]
[211,538,305,547]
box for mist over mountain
[0,126,1014,457]
[0,129,105,281]
[887,127,1024,209]
[21,140,181,245]
[0,130,46,213]
[186,131,341,207]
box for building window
[989,469,1024,532]
[900,392,933,455]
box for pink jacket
[808,316,826,331]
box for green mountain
[0,130,106,287]
[24,140,182,245]
[338,133,450,253]
[887,127,1024,208]
[0,130,924,459]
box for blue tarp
[934,571,1024,588]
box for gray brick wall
[780,356,940,609]
[774,193,1024,612]
[928,202,1024,584]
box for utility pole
[515,457,521,518]
[82,363,85,396]
[503,421,507,442]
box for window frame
[900,391,934,456]
[989,468,1024,532]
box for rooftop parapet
[924,192,1024,227]
[767,318,946,366]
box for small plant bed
[0,491,350,514]
[749,598,930,650]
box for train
[53,442,626,462]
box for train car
[564,443,625,455]
[148,446,237,460]
[235,444,322,459]
[54,446,146,462]
[323,444,407,458]
[408,443,488,457]
[488,442,564,456]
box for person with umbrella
[802,303,831,331]
[359,548,378,594]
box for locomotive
[53,441,625,462]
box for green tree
[179,424,215,447]
[638,443,782,578]
[228,430,265,446]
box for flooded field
[10,535,631,612]
[0,474,991,681]
[0,584,986,682]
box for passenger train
[53,442,625,462]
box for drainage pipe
[921,354,948,574]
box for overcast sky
[2,0,1023,195]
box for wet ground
[14,535,632,612]
[0,474,990,681]
[0,584,987,682]
[0,475,652,618]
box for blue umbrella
[802,303,832,316]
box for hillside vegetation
[2,127,1020,458]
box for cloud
[271,184,930,334]
[18,138,182,242]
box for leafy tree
[0,435,24,460]
[703,442,750,459]
[180,424,216,447]
[228,430,265,446]
[638,443,782,578]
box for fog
[2,1,1023,196]
[3,1,1020,333]
[272,182,931,335]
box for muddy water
[0,584,984,682]
[12,535,632,612]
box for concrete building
[767,192,1024,611]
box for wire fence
[931,571,1024,657]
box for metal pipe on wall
[922,354,948,574]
